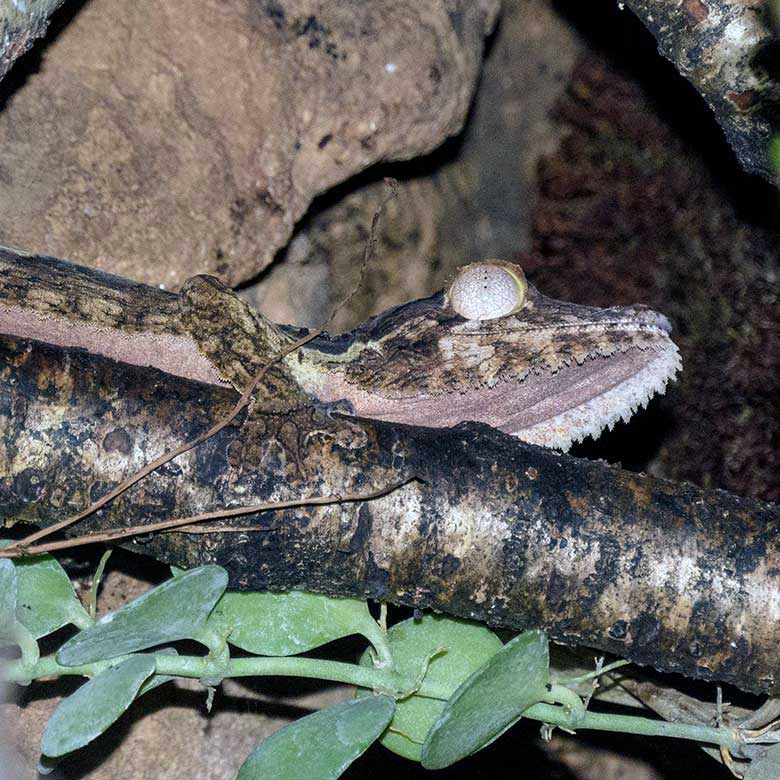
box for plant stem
[358,618,395,670]
[544,683,586,724]
[0,653,749,753]
[2,652,413,696]
[523,702,740,750]
[558,659,630,686]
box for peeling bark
[2,329,780,695]
[623,0,779,182]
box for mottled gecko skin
[176,261,680,451]
[0,249,680,450]
[285,282,680,450]
[0,249,222,386]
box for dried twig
[324,177,397,327]
[0,478,417,557]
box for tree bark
[623,0,779,183]
[2,255,780,696]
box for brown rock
[0,0,498,288]
[246,0,580,332]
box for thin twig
[4,179,399,555]
[324,177,398,328]
[0,478,418,557]
[160,523,276,535]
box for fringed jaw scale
[289,260,681,451]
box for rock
[0,0,498,288]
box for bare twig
[0,472,415,558]
[324,177,398,327]
[161,523,277,535]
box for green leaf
[746,743,780,780]
[209,590,375,656]
[57,565,228,665]
[14,553,92,638]
[0,558,18,639]
[421,629,550,769]
[41,654,156,757]
[173,565,375,655]
[237,696,395,780]
[770,134,780,180]
[357,615,502,761]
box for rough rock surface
[0,0,497,288]
[247,0,580,332]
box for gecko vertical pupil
[448,260,528,321]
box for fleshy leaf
[41,654,156,757]
[210,590,375,656]
[13,552,92,638]
[237,696,395,780]
[746,743,780,780]
[421,629,550,769]
[0,558,18,639]
[357,615,503,761]
[57,565,228,665]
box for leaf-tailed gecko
[0,249,679,451]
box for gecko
[6,248,780,699]
[0,249,680,452]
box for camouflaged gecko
[5,248,780,697]
[0,251,680,451]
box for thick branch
[623,0,779,183]
[1,325,779,695]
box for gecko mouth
[493,339,681,450]
[312,329,681,452]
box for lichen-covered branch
[2,328,780,695]
[0,0,66,82]
[623,0,779,182]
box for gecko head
[289,260,681,451]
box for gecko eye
[447,260,528,321]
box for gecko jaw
[508,339,682,451]
[294,326,681,452]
